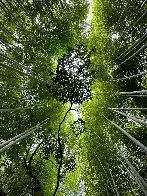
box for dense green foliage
[0,0,147,195]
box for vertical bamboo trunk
[119,90,147,95]
[116,156,137,195]
[126,95,147,97]
[132,0,147,21]
[0,37,21,54]
[0,107,33,112]
[90,131,146,194]
[107,143,146,195]
[107,107,147,111]
[117,149,147,192]
[0,62,50,86]
[0,3,32,47]
[114,3,147,49]
[117,32,147,60]
[108,165,119,196]
[0,126,35,149]
[0,118,48,149]
[0,86,35,91]
[124,11,147,39]
[114,0,131,31]
[0,40,20,57]
[105,116,147,153]
[15,0,36,25]
[1,1,47,55]
[3,0,47,55]
[1,0,24,29]
[1,23,20,42]
[119,71,147,80]
[0,119,48,154]
[119,43,147,66]
[5,0,25,21]
[0,53,26,70]
[132,11,147,29]
[121,160,147,195]
[0,128,36,154]
[115,110,147,126]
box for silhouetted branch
[53,105,72,196]
[28,140,44,170]
[26,148,30,159]
[49,160,58,169]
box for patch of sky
[83,0,93,37]
[72,104,82,121]
[110,32,120,41]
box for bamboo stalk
[119,71,147,80]
[115,110,147,126]
[104,116,147,153]
[119,90,147,95]
[0,118,49,153]
[120,43,147,66]
[0,62,50,86]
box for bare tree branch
[49,160,58,169]
[53,105,72,196]
[28,140,44,170]
[26,148,30,159]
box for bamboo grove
[0,0,147,195]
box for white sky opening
[110,32,120,41]
[86,0,93,24]
[72,104,82,121]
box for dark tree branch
[28,140,44,170]
[26,148,30,159]
[24,157,38,185]
[70,108,76,111]
[53,105,72,196]
[23,156,29,171]
[17,148,41,186]
[49,160,58,169]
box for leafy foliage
[51,45,91,104]
[0,0,147,195]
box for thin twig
[49,160,58,169]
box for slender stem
[0,86,35,91]
[0,52,27,70]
